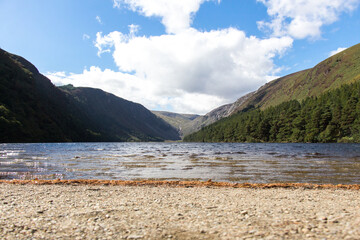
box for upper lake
[0,142,359,184]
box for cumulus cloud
[46,67,225,114]
[112,0,219,34]
[47,26,293,114]
[329,47,347,57]
[47,67,144,100]
[94,27,292,109]
[257,0,360,39]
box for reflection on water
[0,143,359,184]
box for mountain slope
[0,48,180,142]
[0,48,92,142]
[232,43,360,113]
[184,43,360,142]
[184,81,360,143]
[60,86,180,141]
[152,111,200,138]
[153,92,254,138]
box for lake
[0,142,359,184]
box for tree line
[184,81,360,143]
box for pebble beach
[1,181,360,239]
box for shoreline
[1,179,360,190]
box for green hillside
[184,43,360,143]
[0,48,179,142]
[184,81,360,143]
[0,48,91,142]
[234,43,360,112]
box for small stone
[206,206,217,209]
[302,228,309,233]
[127,235,143,239]
[320,217,328,223]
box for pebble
[0,184,359,239]
[127,235,143,239]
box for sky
[1,0,360,115]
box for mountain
[152,111,200,138]
[60,85,180,141]
[0,48,180,142]
[184,43,360,143]
[0,48,89,142]
[230,43,360,113]
[153,92,254,138]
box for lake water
[0,142,360,184]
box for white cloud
[47,26,293,115]
[47,67,142,99]
[258,0,360,39]
[128,24,140,37]
[94,31,119,56]
[90,27,292,114]
[112,0,219,34]
[96,15,103,24]
[46,67,225,114]
[329,47,347,57]
[48,71,68,85]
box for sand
[1,181,360,239]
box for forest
[184,81,360,143]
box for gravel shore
[1,183,360,239]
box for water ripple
[0,143,359,184]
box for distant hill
[0,48,180,142]
[231,43,360,113]
[153,92,253,138]
[152,111,200,138]
[184,43,360,143]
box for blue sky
[1,0,360,114]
